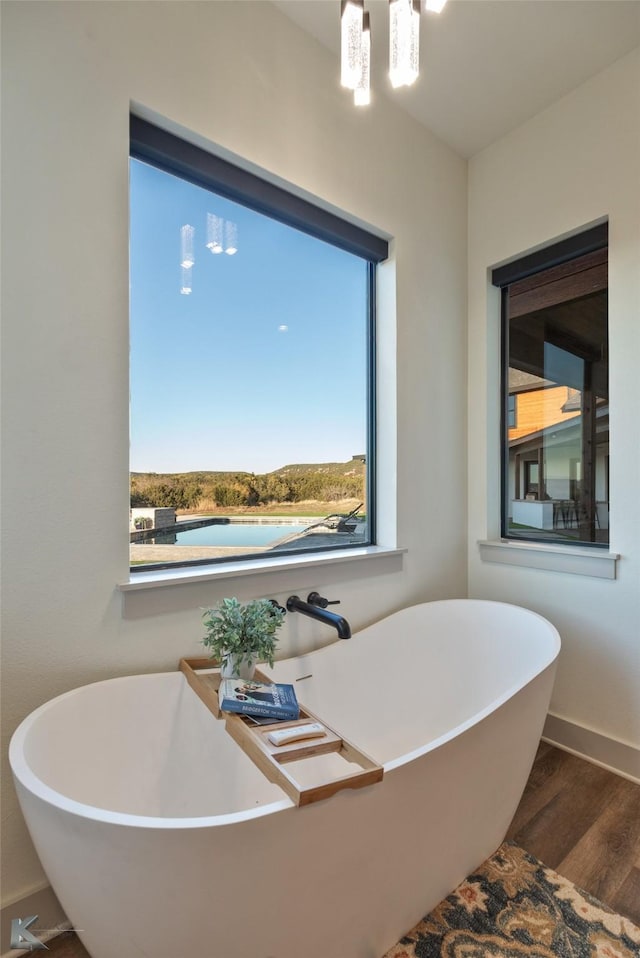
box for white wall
[1,1,468,907]
[468,49,640,759]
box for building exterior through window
[493,225,609,546]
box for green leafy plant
[201,597,285,672]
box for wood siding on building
[509,385,581,444]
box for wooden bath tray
[179,658,383,807]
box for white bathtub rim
[269,598,561,774]
[272,598,560,673]
[9,599,561,829]
[9,672,295,830]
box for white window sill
[478,539,619,579]
[118,546,406,618]
[119,545,405,594]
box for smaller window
[494,224,609,547]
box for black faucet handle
[307,591,340,608]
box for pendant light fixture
[340,0,448,107]
[389,0,420,89]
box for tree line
[130,466,364,510]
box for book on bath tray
[217,678,300,722]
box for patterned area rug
[383,842,640,958]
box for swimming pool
[140,522,308,548]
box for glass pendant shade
[389,0,420,89]
[180,266,192,295]
[341,0,364,90]
[224,220,238,255]
[206,212,223,253]
[180,224,195,268]
[354,12,371,106]
[425,0,447,11]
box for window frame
[130,117,389,262]
[493,223,609,548]
[129,116,387,575]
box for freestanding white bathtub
[10,599,560,958]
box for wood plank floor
[505,741,640,926]
[45,743,639,957]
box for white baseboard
[542,712,640,784]
[0,884,68,958]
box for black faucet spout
[286,595,351,639]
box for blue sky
[130,160,369,474]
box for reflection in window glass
[501,246,608,546]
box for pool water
[160,522,308,547]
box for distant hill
[131,457,366,482]
[130,459,366,509]
[272,459,365,477]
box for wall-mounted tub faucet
[268,599,287,616]
[286,593,351,639]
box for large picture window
[129,119,387,572]
[493,224,609,547]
